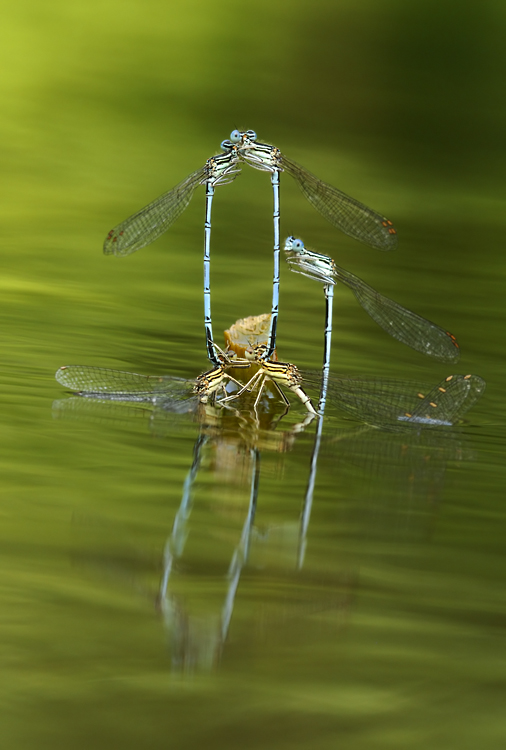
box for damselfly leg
[221,344,317,415]
[193,345,253,403]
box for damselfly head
[221,129,257,151]
[244,346,258,362]
[238,131,258,150]
[284,236,337,284]
[234,129,257,143]
[243,343,268,362]
[284,236,305,253]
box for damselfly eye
[220,139,232,150]
[292,239,304,250]
[245,130,257,140]
[230,130,241,143]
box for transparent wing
[319,374,431,425]
[402,374,486,425]
[282,155,398,251]
[55,365,195,404]
[302,372,485,428]
[333,265,460,362]
[103,167,207,257]
[286,257,336,285]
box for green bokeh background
[2,1,506,748]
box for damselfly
[103,147,242,365]
[220,130,398,359]
[56,299,483,429]
[284,236,460,366]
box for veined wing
[55,365,195,403]
[334,265,460,362]
[285,257,335,285]
[281,154,398,251]
[103,167,206,257]
[315,374,431,425]
[401,374,486,426]
[302,372,485,428]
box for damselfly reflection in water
[63,415,474,673]
[157,439,263,671]
[220,130,398,359]
[54,316,486,672]
[54,319,317,671]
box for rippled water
[2,1,506,748]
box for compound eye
[221,139,232,150]
[246,130,257,140]
[292,238,305,251]
[230,130,241,143]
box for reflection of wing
[55,365,196,405]
[52,396,154,426]
[303,372,485,428]
[103,167,206,256]
[52,396,200,439]
[317,426,470,544]
[282,154,398,250]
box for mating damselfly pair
[57,130,484,427]
[103,129,398,364]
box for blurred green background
[2,1,506,748]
